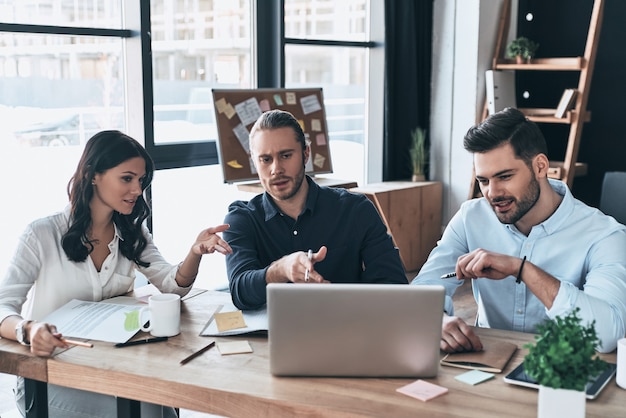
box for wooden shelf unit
[472,0,604,198]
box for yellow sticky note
[286,92,296,104]
[224,103,236,119]
[217,340,253,355]
[227,160,244,169]
[311,119,321,131]
[297,119,305,131]
[215,97,228,114]
[214,311,247,332]
[314,153,326,168]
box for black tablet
[503,361,617,400]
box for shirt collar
[261,175,318,222]
[505,178,571,235]
[539,178,572,235]
[113,221,124,242]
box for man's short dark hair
[463,107,548,165]
[249,109,307,151]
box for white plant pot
[538,385,586,418]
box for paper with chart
[41,297,146,343]
[200,303,268,336]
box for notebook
[440,338,517,373]
[267,283,445,377]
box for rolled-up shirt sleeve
[547,229,626,353]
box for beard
[491,175,540,224]
[273,163,306,201]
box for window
[0,1,130,276]
[284,0,381,185]
[150,0,252,146]
[0,0,381,290]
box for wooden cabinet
[350,181,442,272]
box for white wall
[430,0,516,224]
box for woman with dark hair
[0,130,232,417]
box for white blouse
[0,207,191,323]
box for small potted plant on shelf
[506,36,539,64]
[523,308,608,418]
[410,127,427,182]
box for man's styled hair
[463,107,548,166]
[249,109,307,151]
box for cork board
[212,88,333,183]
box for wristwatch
[15,319,33,346]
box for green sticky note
[454,369,495,385]
[124,310,141,331]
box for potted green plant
[410,127,427,182]
[506,36,539,63]
[523,308,608,418]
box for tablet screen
[503,361,617,400]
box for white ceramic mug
[139,293,181,337]
[617,337,626,389]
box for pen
[440,272,457,279]
[180,341,216,365]
[114,336,168,348]
[304,249,313,282]
[61,338,94,348]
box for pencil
[180,341,215,365]
[304,249,313,282]
[61,338,94,348]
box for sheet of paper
[234,97,263,126]
[455,369,495,385]
[200,303,268,336]
[300,94,322,115]
[217,340,253,355]
[396,380,448,402]
[41,299,145,343]
[232,123,250,153]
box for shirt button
[104,267,109,270]
[293,230,298,236]
[517,309,523,314]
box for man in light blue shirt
[412,107,626,354]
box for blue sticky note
[454,369,495,385]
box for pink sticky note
[259,99,271,112]
[396,379,448,402]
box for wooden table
[2,289,625,417]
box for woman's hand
[191,224,233,256]
[29,321,69,357]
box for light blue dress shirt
[412,179,626,353]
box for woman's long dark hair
[62,130,154,267]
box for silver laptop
[267,283,445,377]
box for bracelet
[516,256,527,284]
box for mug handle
[139,306,152,332]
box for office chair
[599,172,626,225]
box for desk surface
[2,290,625,417]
